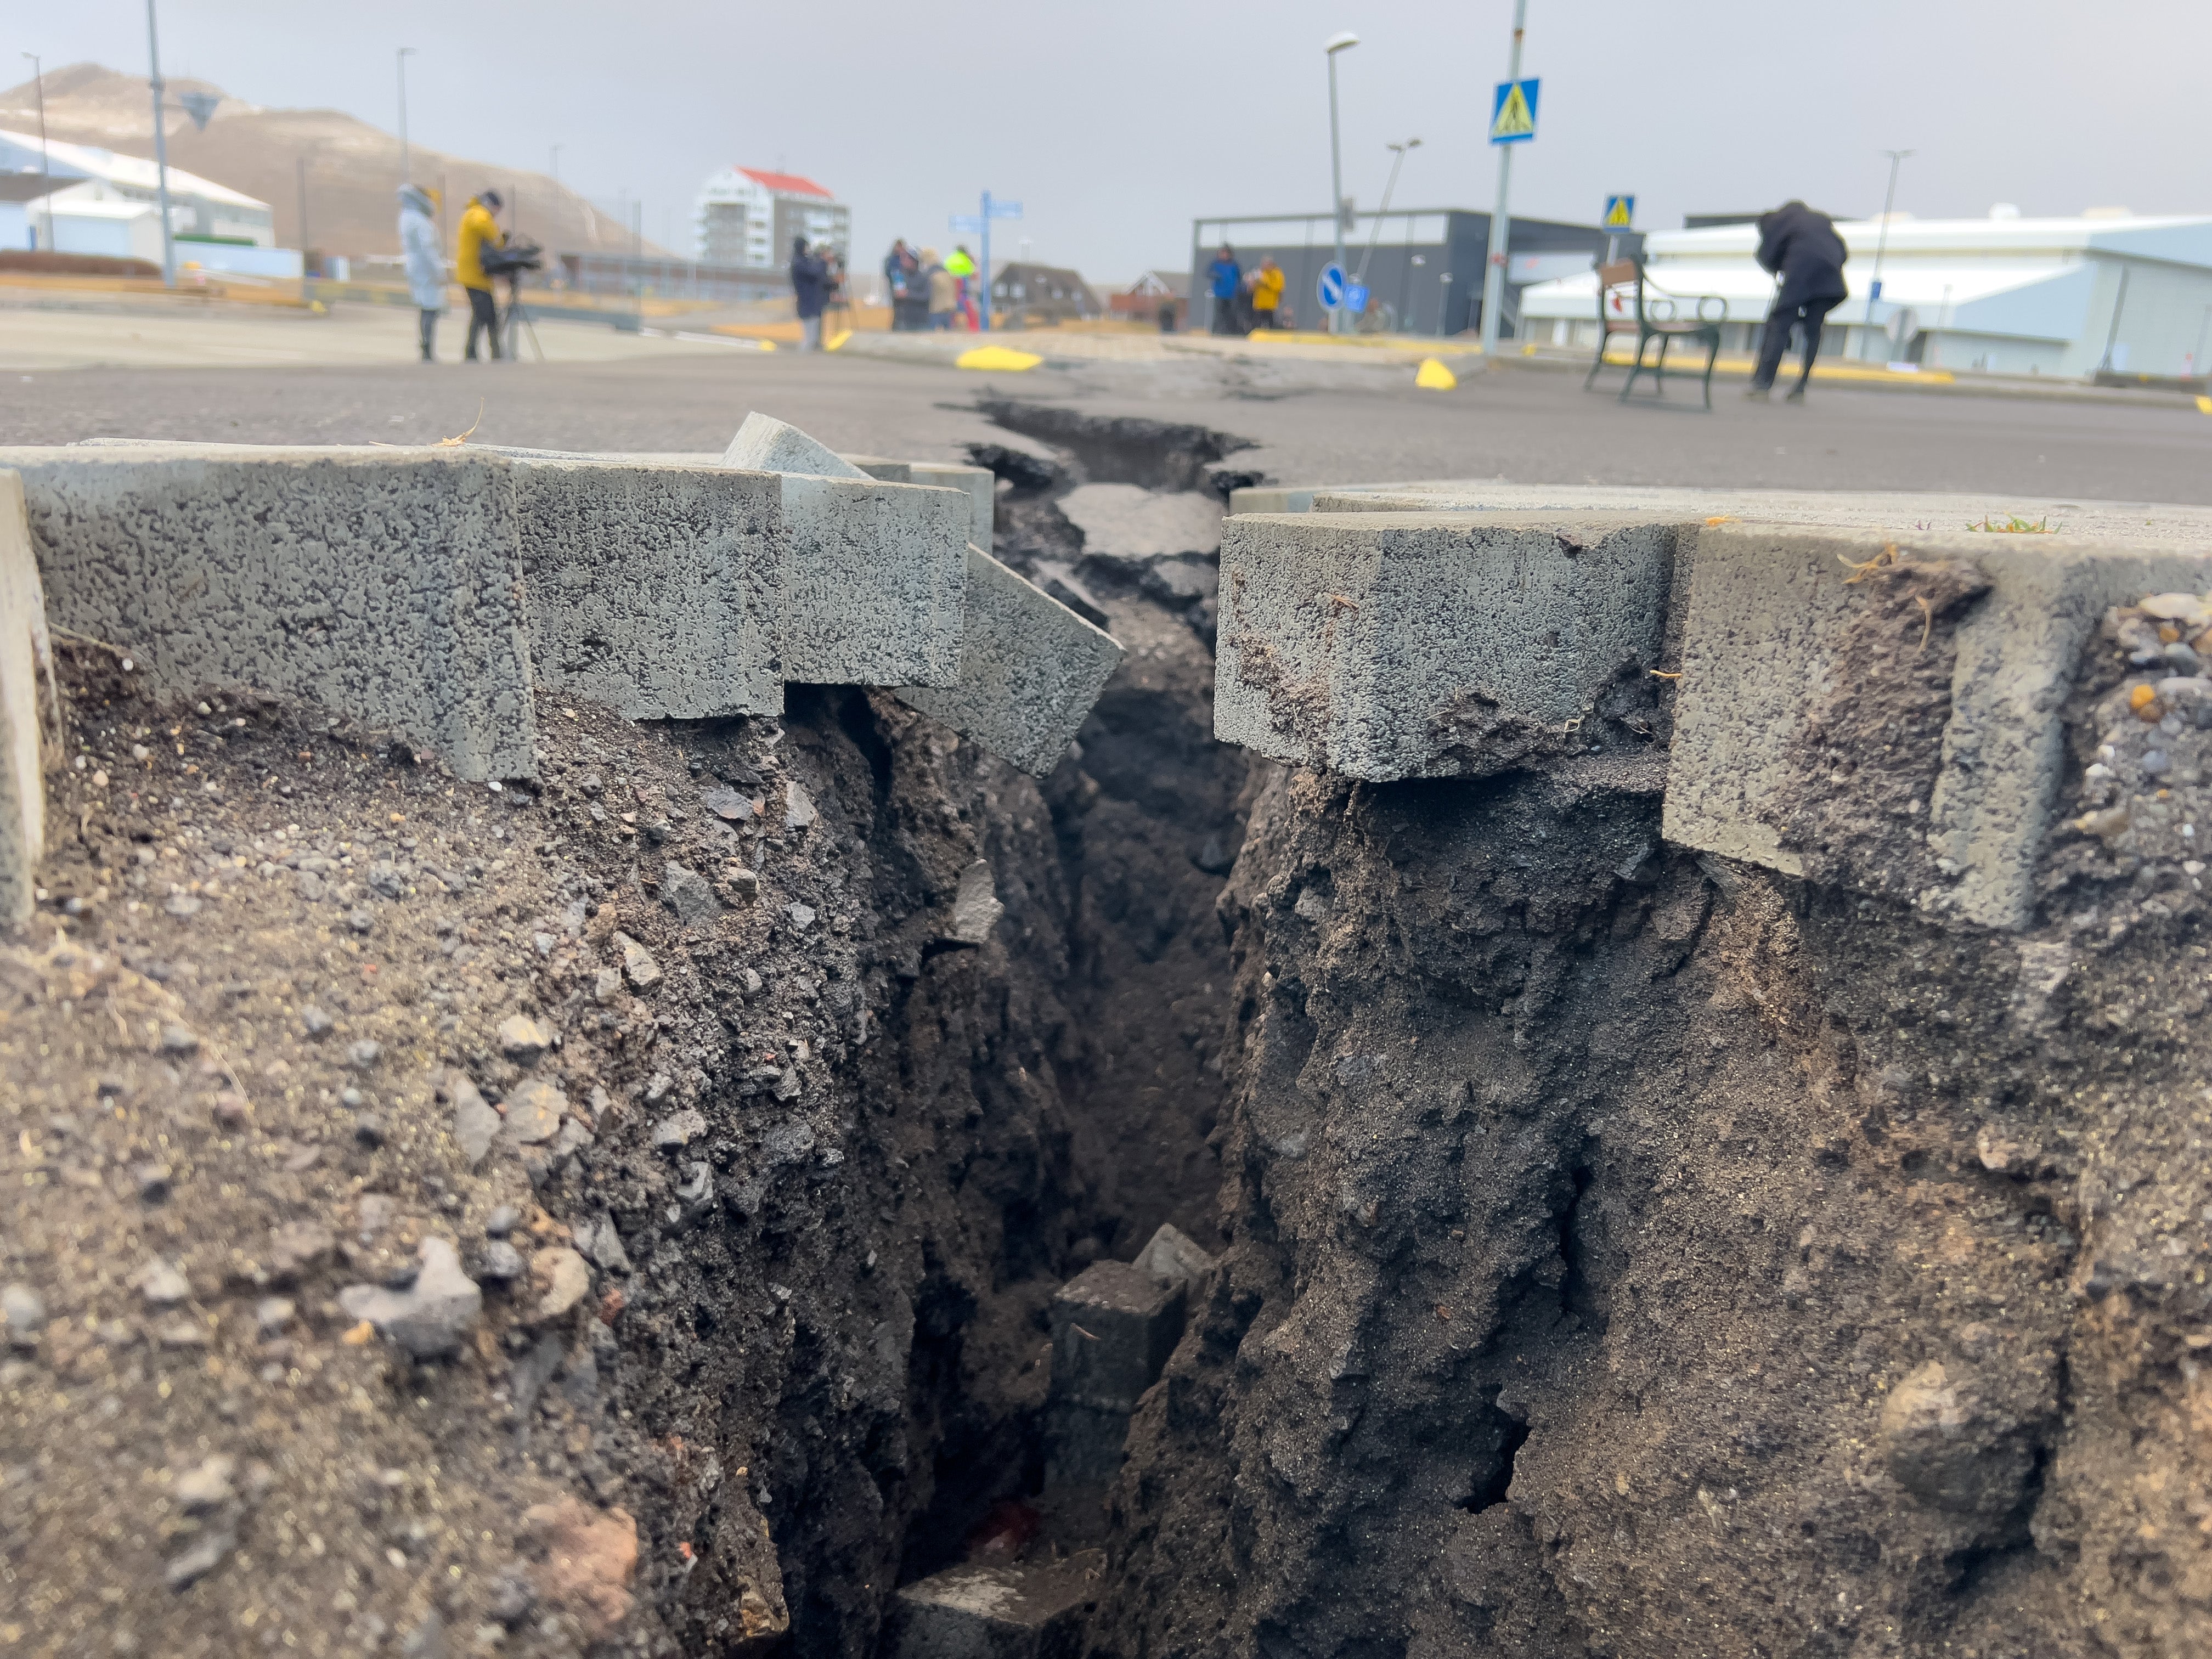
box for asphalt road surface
[7,335,2209,505]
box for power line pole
[1324,32,1358,336]
[1865,148,1913,360]
[145,0,177,285]
[21,54,52,255]
[397,48,416,184]
[1477,0,1529,359]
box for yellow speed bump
[1414,357,1459,390]
[2197,395,2212,416]
[956,345,1042,372]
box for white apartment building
[693,167,848,271]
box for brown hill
[0,63,667,261]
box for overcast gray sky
[12,0,2211,279]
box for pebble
[592,967,623,1005]
[721,866,761,904]
[2144,749,2172,777]
[786,902,817,930]
[662,860,721,927]
[615,933,662,991]
[448,1072,501,1166]
[478,1241,526,1283]
[297,870,327,902]
[366,861,406,899]
[499,1014,552,1065]
[488,1564,537,1628]
[652,1108,707,1149]
[2,1283,46,1348]
[138,1257,191,1307]
[255,1296,295,1335]
[528,1246,592,1323]
[484,1204,521,1239]
[346,1039,384,1070]
[785,779,819,829]
[346,907,375,934]
[301,1006,334,1039]
[211,1091,250,1128]
[353,1112,386,1147]
[575,1214,632,1276]
[336,1238,483,1359]
[701,786,755,821]
[174,1454,236,1514]
[267,1220,334,1282]
[501,1078,568,1147]
[164,1527,237,1591]
[164,895,204,919]
[155,1316,210,1350]
[645,1072,675,1104]
[133,1162,173,1203]
[159,1024,201,1056]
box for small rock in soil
[345,1039,382,1070]
[575,1215,632,1275]
[173,1454,236,1514]
[501,1079,567,1147]
[3,1283,46,1347]
[478,1241,525,1283]
[488,1564,537,1628]
[345,907,374,934]
[652,1108,707,1149]
[498,1014,551,1065]
[255,1296,294,1335]
[592,967,622,1004]
[301,1006,333,1039]
[785,780,819,830]
[615,933,662,991]
[445,1071,500,1166]
[137,1257,191,1306]
[528,1247,592,1323]
[484,1204,521,1238]
[352,1112,385,1147]
[336,1238,482,1359]
[519,1494,639,1640]
[133,1161,172,1203]
[946,861,1005,944]
[159,1024,200,1056]
[662,860,720,927]
[267,1221,334,1283]
[164,1528,236,1591]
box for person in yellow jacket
[1247,255,1285,330]
[455,189,506,361]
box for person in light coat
[397,184,445,363]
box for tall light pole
[397,48,416,184]
[1866,148,1913,359]
[144,0,177,286]
[1355,137,1420,289]
[1324,32,1359,336]
[21,54,52,255]
[1477,0,1529,360]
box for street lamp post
[21,54,52,255]
[144,0,177,286]
[1354,137,1420,290]
[1865,148,1913,360]
[397,48,416,184]
[1477,0,1529,360]
[1324,32,1359,336]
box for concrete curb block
[0,445,538,783]
[775,473,969,690]
[0,471,52,926]
[721,411,868,479]
[1215,511,1675,780]
[896,545,1125,778]
[845,456,996,553]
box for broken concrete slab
[1665,522,2212,931]
[1214,511,1677,780]
[1058,483,1222,566]
[0,445,536,782]
[889,1562,1096,1659]
[847,456,997,552]
[506,458,783,720]
[777,473,969,688]
[896,546,1123,777]
[720,412,868,480]
[0,471,52,927]
[1050,1260,1184,1415]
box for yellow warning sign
[1489,78,1539,144]
[1603,194,1635,229]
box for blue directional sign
[988,199,1023,219]
[950,215,984,233]
[1318,262,1346,310]
[1489,77,1539,145]
[1345,283,1370,314]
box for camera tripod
[500,273,546,364]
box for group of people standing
[881,240,982,332]
[397,183,513,364]
[1205,245,1287,335]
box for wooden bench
[1583,258,1726,409]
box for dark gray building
[1187,208,1637,337]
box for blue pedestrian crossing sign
[1489,78,1539,144]
[1318,262,1347,310]
[1603,195,1635,229]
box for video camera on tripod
[480,237,546,360]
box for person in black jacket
[1750,201,1850,400]
[791,237,828,352]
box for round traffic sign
[1318,263,1346,310]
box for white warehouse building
[693,167,849,270]
[1517,208,2212,380]
[1,129,275,260]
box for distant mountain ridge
[0,63,668,261]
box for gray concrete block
[895,546,1124,777]
[890,1564,1095,1659]
[1214,511,1677,780]
[721,412,868,479]
[1049,1260,1183,1414]
[778,473,969,687]
[847,456,997,551]
[0,472,53,926]
[0,445,537,782]
[1665,523,2212,930]
[1042,1400,1134,1489]
[507,458,783,719]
